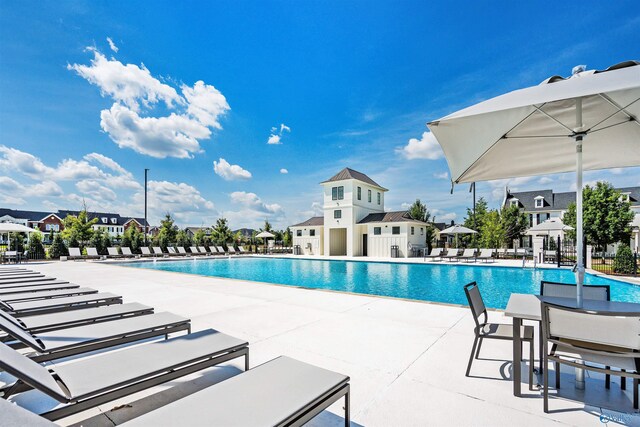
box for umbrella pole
[575,99,586,390]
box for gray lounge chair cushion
[0,283,79,295]
[123,356,349,427]
[0,277,55,285]
[53,329,247,399]
[0,280,67,290]
[7,293,120,313]
[0,287,96,303]
[34,312,189,352]
[18,303,153,332]
[0,399,55,426]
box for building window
[357,186,361,200]
[332,186,344,200]
[536,214,540,225]
[392,226,400,235]
[309,229,315,237]
[529,214,533,227]
[546,213,550,220]
[510,199,518,207]
[411,226,415,235]
[420,227,424,235]
[45,224,59,232]
[621,193,630,203]
[101,217,108,224]
[535,198,544,208]
[111,218,117,224]
[377,192,381,205]
[368,189,372,203]
[334,210,342,219]
[373,227,381,235]
[296,230,302,237]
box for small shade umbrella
[526,219,573,236]
[255,231,275,254]
[439,224,477,248]
[428,60,640,307]
[0,223,37,250]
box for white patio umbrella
[526,219,573,236]
[439,224,477,247]
[255,231,275,254]
[0,223,37,250]
[428,60,640,307]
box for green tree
[49,233,68,258]
[500,204,528,247]
[193,229,206,246]
[27,231,45,259]
[262,220,273,233]
[89,228,111,255]
[122,225,144,253]
[61,209,97,249]
[408,199,430,222]
[9,232,26,252]
[613,243,636,275]
[212,218,233,249]
[283,228,292,246]
[424,224,436,252]
[176,229,192,248]
[563,182,635,250]
[463,197,489,247]
[157,214,178,250]
[480,210,505,248]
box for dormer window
[510,198,519,208]
[620,193,630,203]
[101,217,108,224]
[111,218,117,224]
[534,196,545,208]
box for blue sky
[1,1,639,229]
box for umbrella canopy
[255,231,275,239]
[0,223,37,233]
[428,61,640,306]
[439,224,477,235]
[526,219,573,236]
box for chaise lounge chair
[0,309,190,362]
[0,287,97,303]
[140,247,153,257]
[123,356,350,427]
[68,247,84,260]
[198,246,211,255]
[0,282,80,295]
[167,247,179,256]
[227,246,237,255]
[189,246,202,255]
[0,271,44,279]
[86,248,101,259]
[216,245,226,255]
[0,280,70,291]
[0,276,56,286]
[177,246,188,256]
[107,247,122,258]
[0,328,249,420]
[423,248,443,261]
[2,302,153,334]
[238,245,248,254]
[457,248,477,262]
[442,248,460,262]
[1,292,122,317]
[152,247,167,257]
[476,249,495,263]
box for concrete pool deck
[13,261,640,426]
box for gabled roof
[291,217,324,227]
[0,208,52,222]
[357,211,428,224]
[505,186,640,211]
[321,168,387,190]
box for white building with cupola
[290,168,431,258]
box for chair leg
[466,336,479,377]
[529,340,535,391]
[555,361,560,389]
[605,367,610,389]
[475,337,483,359]
[543,355,549,413]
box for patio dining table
[504,293,640,397]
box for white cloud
[84,152,129,175]
[433,172,449,180]
[538,176,554,185]
[106,37,119,53]
[267,134,281,145]
[0,146,105,181]
[100,103,210,158]
[213,158,252,181]
[69,48,230,159]
[267,123,291,145]
[230,191,283,214]
[75,180,118,202]
[29,181,64,197]
[280,168,288,174]
[397,131,444,160]
[432,209,457,222]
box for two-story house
[290,168,430,257]
[503,187,640,251]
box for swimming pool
[119,257,640,309]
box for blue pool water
[119,257,640,309]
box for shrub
[613,244,636,275]
[49,234,68,258]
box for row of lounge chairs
[0,266,351,424]
[423,248,496,263]
[67,245,251,260]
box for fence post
[556,236,561,268]
[635,251,638,277]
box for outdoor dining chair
[541,302,640,412]
[464,282,535,390]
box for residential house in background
[503,187,640,252]
[291,168,431,258]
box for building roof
[505,186,640,211]
[0,208,149,227]
[357,211,428,224]
[0,208,52,222]
[291,217,324,227]
[321,168,387,190]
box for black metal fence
[591,249,639,277]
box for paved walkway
[11,260,640,426]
